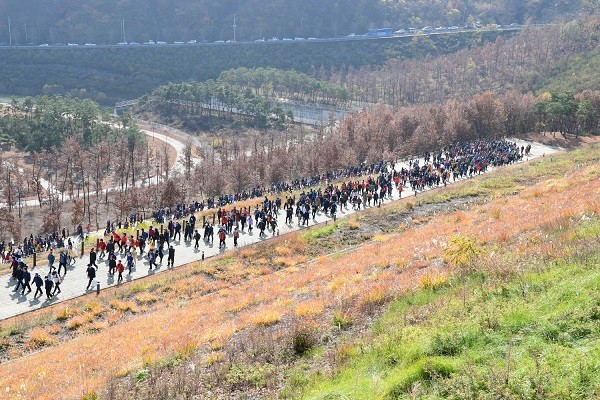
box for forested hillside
[0,0,594,45]
[0,30,510,104]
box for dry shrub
[328,277,348,293]
[420,273,449,291]
[275,246,293,257]
[491,208,502,220]
[55,307,78,321]
[359,285,391,311]
[291,323,319,356]
[454,211,466,223]
[135,293,159,304]
[46,325,61,335]
[87,321,108,332]
[206,351,225,365]
[251,311,281,327]
[26,328,55,350]
[347,220,361,230]
[332,310,353,330]
[405,201,415,211]
[274,257,295,268]
[84,301,105,317]
[239,248,257,259]
[110,300,139,313]
[295,300,326,318]
[66,313,94,330]
[497,230,511,243]
[106,311,123,325]
[331,342,356,368]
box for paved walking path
[0,139,560,320]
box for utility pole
[121,18,125,43]
[8,17,12,46]
[24,21,27,43]
[233,14,237,42]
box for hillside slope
[0,140,599,399]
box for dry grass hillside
[1,142,599,399]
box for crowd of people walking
[3,139,529,304]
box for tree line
[141,80,294,129]
[0,96,117,151]
[218,67,350,107]
[324,17,600,107]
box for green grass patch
[297,217,600,399]
[301,223,338,242]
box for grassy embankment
[292,221,600,399]
[0,143,599,399]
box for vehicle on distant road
[187,39,197,44]
[365,28,394,37]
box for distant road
[0,25,528,50]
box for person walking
[157,243,164,264]
[126,252,135,274]
[116,260,125,283]
[218,227,226,248]
[58,250,68,275]
[33,273,43,297]
[89,247,98,268]
[108,252,117,275]
[233,227,239,247]
[85,264,96,291]
[21,267,32,295]
[51,270,62,295]
[148,250,157,270]
[167,245,175,268]
[44,275,54,299]
[13,264,24,293]
[194,230,201,249]
[47,250,55,271]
